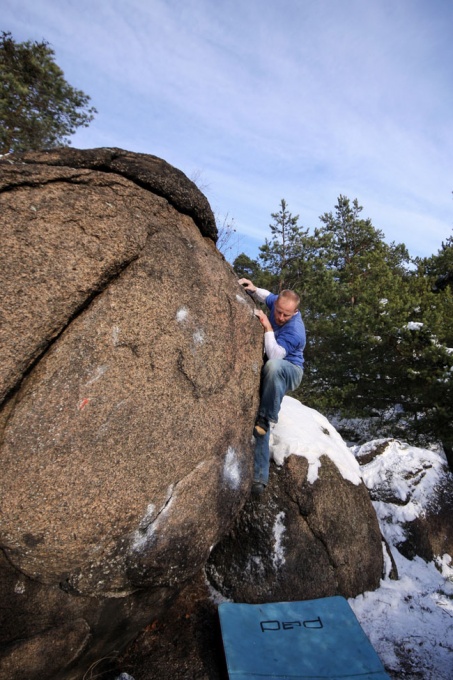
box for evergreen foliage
[258,199,309,290]
[233,253,263,281]
[420,234,453,294]
[0,32,96,154]
[233,197,453,464]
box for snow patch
[435,553,453,583]
[270,396,362,485]
[131,503,157,552]
[223,446,241,489]
[130,492,174,553]
[131,527,155,553]
[349,551,453,679]
[204,572,230,605]
[405,321,424,331]
[272,511,286,568]
[245,554,265,577]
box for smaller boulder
[206,397,384,602]
[355,438,453,562]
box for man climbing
[238,278,306,497]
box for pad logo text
[260,616,323,632]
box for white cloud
[3,0,453,258]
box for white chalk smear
[193,329,205,345]
[176,307,189,322]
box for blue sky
[3,0,453,262]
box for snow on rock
[354,438,447,496]
[131,490,174,553]
[272,511,286,569]
[207,396,383,602]
[270,396,362,485]
[436,553,453,588]
[353,439,449,546]
[223,446,241,490]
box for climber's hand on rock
[238,278,256,293]
[254,309,272,332]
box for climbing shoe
[254,416,269,437]
[251,482,266,497]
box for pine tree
[421,234,453,294]
[258,199,309,290]
[403,241,453,464]
[0,32,96,153]
[233,253,262,280]
[297,196,410,414]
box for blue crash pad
[218,596,390,679]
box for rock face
[0,148,263,680]
[206,402,384,603]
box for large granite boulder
[0,148,263,680]
[206,398,384,602]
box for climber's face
[274,298,298,326]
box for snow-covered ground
[270,397,453,680]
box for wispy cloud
[3,0,452,258]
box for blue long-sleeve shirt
[252,288,306,368]
[266,293,305,368]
